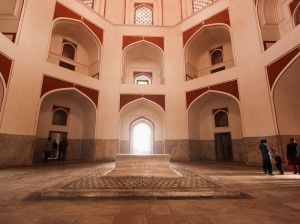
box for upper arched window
[52,108,69,126]
[80,0,94,8]
[211,49,223,65]
[193,0,213,13]
[62,41,76,60]
[295,5,300,26]
[135,5,153,25]
[214,110,229,127]
[134,74,152,84]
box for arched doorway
[34,89,96,163]
[130,118,153,154]
[119,98,165,154]
[184,24,234,80]
[122,41,164,84]
[273,55,300,149]
[188,91,244,161]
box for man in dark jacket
[259,139,275,176]
[286,138,299,174]
[58,138,68,161]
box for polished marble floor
[0,161,300,224]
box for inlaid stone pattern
[64,168,220,189]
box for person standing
[273,152,284,175]
[286,138,300,174]
[52,140,58,159]
[58,138,68,161]
[259,139,275,176]
[44,137,52,163]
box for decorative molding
[183,9,230,46]
[53,2,103,43]
[186,80,239,108]
[120,94,165,111]
[41,75,99,107]
[266,46,300,90]
[123,36,164,51]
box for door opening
[214,132,233,160]
[130,120,153,154]
[48,131,68,159]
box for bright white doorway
[130,119,153,154]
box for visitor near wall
[259,139,275,176]
[273,152,284,175]
[286,138,300,174]
[58,138,68,161]
[44,137,52,163]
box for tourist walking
[259,139,275,176]
[286,138,300,174]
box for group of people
[259,138,300,176]
[44,137,68,163]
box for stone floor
[0,161,300,224]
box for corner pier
[107,154,181,177]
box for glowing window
[193,0,213,13]
[135,5,153,25]
[214,111,229,127]
[80,0,94,8]
[211,50,223,65]
[134,74,152,84]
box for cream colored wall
[0,0,300,144]
[0,0,23,33]
[105,0,124,24]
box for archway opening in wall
[273,56,300,145]
[130,119,153,154]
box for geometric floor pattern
[64,168,220,190]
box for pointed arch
[184,24,234,79]
[122,40,164,84]
[48,18,102,78]
[119,97,165,154]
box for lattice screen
[135,6,153,25]
[193,0,213,12]
[81,0,94,8]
